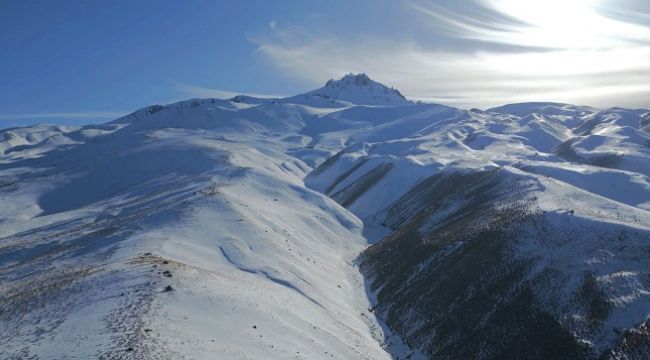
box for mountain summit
[284,73,410,107]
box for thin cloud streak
[176,83,283,99]
[412,0,650,49]
[252,4,650,109]
[0,111,127,120]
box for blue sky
[2,0,650,128]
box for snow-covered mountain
[283,73,411,107]
[1,74,650,359]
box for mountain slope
[304,89,650,358]
[2,74,650,359]
[283,73,410,108]
[0,98,396,359]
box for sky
[1,0,650,128]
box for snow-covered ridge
[1,74,650,359]
[283,73,410,107]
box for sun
[487,0,604,49]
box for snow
[283,73,411,108]
[0,87,398,358]
[2,73,650,358]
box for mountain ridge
[1,74,650,359]
[282,73,411,108]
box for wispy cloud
[176,83,282,99]
[251,3,650,109]
[0,111,128,129]
[411,0,650,50]
[0,111,126,120]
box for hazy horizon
[2,0,650,128]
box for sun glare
[487,0,616,49]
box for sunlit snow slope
[2,74,650,359]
